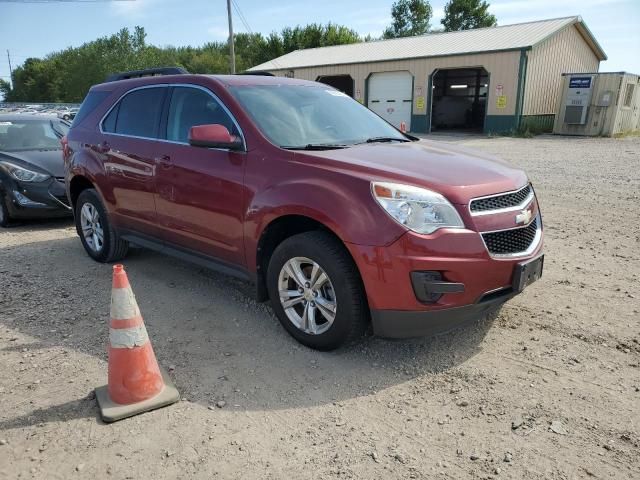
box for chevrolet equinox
[64,70,544,350]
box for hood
[0,149,64,178]
[301,140,528,205]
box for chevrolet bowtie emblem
[515,209,532,225]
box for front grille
[470,184,531,213]
[482,218,538,255]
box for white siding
[523,24,600,116]
[268,50,522,117]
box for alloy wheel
[277,256,337,335]
[80,202,104,252]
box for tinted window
[109,87,166,138]
[72,90,110,127]
[166,87,236,143]
[102,104,118,133]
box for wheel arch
[254,214,362,303]
[68,174,95,210]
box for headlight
[372,182,465,234]
[0,161,51,183]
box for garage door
[368,71,413,130]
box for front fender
[67,148,110,211]
[244,171,406,273]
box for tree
[441,0,497,32]
[383,0,432,39]
[3,23,364,103]
[0,79,11,101]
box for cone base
[96,368,180,423]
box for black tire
[267,231,368,350]
[0,186,12,228]
[75,188,128,262]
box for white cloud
[207,25,230,40]
[111,0,152,17]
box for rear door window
[103,87,167,138]
[165,86,238,143]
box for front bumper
[3,176,72,219]
[371,288,514,338]
[345,223,543,338]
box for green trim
[514,49,528,129]
[526,18,607,61]
[411,115,428,133]
[485,115,518,134]
[574,20,607,60]
[527,19,607,61]
[364,73,370,106]
[410,74,415,131]
[520,114,555,133]
[426,73,433,133]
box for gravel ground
[0,135,639,480]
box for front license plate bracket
[512,254,544,293]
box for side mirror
[188,124,243,150]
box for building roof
[249,16,607,72]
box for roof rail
[237,71,274,76]
[105,66,189,83]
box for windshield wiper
[281,144,348,151]
[361,136,410,144]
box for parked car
[57,107,78,121]
[65,70,543,350]
[0,114,72,226]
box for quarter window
[166,87,237,144]
[102,87,166,138]
[73,90,110,127]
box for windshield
[0,119,68,152]
[229,85,407,148]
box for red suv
[65,69,543,350]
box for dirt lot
[1,135,639,480]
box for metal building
[553,72,640,136]
[249,16,606,134]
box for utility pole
[6,50,13,88]
[226,0,236,74]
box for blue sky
[0,0,639,96]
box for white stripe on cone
[110,287,141,320]
[109,325,149,349]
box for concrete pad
[95,368,179,423]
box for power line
[231,0,252,35]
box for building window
[623,83,635,107]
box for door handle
[155,155,172,169]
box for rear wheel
[75,189,128,262]
[267,231,368,350]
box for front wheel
[75,188,128,262]
[0,192,12,227]
[267,231,368,350]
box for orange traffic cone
[95,265,179,423]
[400,121,407,133]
